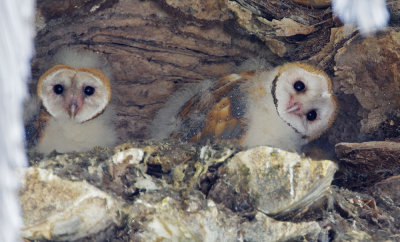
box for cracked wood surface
[33,0,400,146]
[33,0,275,141]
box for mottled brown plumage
[151,62,337,151]
[174,72,251,144]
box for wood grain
[33,0,274,141]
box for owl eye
[84,86,95,96]
[306,110,317,121]
[53,84,64,95]
[293,81,306,92]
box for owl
[150,62,337,151]
[31,48,117,154]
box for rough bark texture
[32,0,400,181]
[33,0,276,141]
[335,141,400,188]
[27,1,400,240]
[32,0,400,146]
[32,0,346,143]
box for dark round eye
[293,81,306,92]
[53,84,64,95]
[84,86,95,96]
[306,110,317,121]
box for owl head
[272,63,337,140]
[37,64,111,123]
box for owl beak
[69,102,78,118]
[286,96,302,114]
[67,98,82,118]
[286,103,301,114]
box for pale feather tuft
[235,57,273,73]
[332,0,389,35]
[36,106,117,154]
[23,94,41,124]
[150,80,213,140]
[53,47,113,81]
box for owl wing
[25,107,51,148]
[173,71,256,144]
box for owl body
[36,107,116,154]
[151,63,337,151]
[32,48,117,154]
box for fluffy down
[36,107,117,154]
[53,47,112,80]
[150,80,213,140]
[33,47,117,154]
[150,62,337,152]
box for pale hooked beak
[68,100,79,118]
[285,96,302,114]
[286,103,301,114]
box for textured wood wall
[33,0,277,141]
[32,0,400,146]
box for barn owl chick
[33,48,117,154]
[151,62,337,151]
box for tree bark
[33,0,400,146]
[34,0,276,140]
